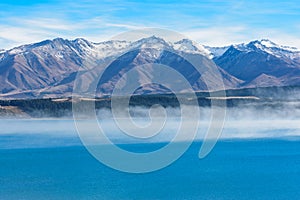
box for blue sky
[0,0,300,49]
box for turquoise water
[1,140,300,199]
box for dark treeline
[0,86,299,117]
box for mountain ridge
[0,37,299,99]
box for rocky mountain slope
[0,37,299,99]
[214,39,300,88]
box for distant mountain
[214,39,300,88]
[0,37,299,99]
[204,46,230,58]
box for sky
[0,0,300,49]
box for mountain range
[0,36,299,99]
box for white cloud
[182,26,249,47]
[104,23,143,30]
[0,17,111,49]
[253,29,300,49]
[181,26,300,49]
[0,11,300,50]
[19,18,78,31]
[0,25,58,48]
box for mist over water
[1,104,300,200]
[0,103,299,149]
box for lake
[0,119,300,199]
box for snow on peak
[131,36,172,50]
[140,35,167,43]
[90,40,131,58]
[73,38,89,44]
[259,39,277,48]
[233,39,300,59]
[173,39,211,57]
[73,38,92,47]
[8,36,299,62]
[205,46,230,58]
[53,37,66,43]
[3,36,212,60]
[123,36,212,57]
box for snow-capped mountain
[204,46,230,58]
[0,37,299,99]
[73,38,131,59]
[173,39,211,57]
[214,39,300,88]
[233,39,300,59]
